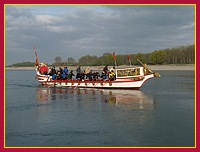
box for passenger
[52,74,57,80]
[59,67,63,74]
[49,66,56,76]
[107,71,111,79]
[103,65,109,74]
[79,71,85,81]
[93,71,100,81]
[85,67,90,75]
[110,66,115,72]
[76,65,81,80]
[101,71,106,80]
[62,66,68,79]
[86,70,92,80]
[56,71,62,80]
[67,70,75,80]
[87,71,93,81]
[108,70,116,81]
[102,65,109,80]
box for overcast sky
[5,5,195,65]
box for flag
[112,51,117,66]
[34,46,39,66]
[128,54,130,61]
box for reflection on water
[36,86,155,110]
[106,90,154,110]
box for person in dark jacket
[49,66,56,76]
[76,65,81,80]
[68,70,75,80]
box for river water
[5,70,195,147]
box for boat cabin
[116,67,144,78]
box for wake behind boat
[34,49,160,89]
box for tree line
[54,44,195,66]
[8,44,195,67]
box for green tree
[150,50,168,64]
[98,53,114,66]
[9,61,35,67]
[78,55,98,65]
[134,53,146,65]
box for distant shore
[6,64,195,71]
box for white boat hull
[36,69,155,89]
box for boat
[34,49,160,89]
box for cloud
[5,5,195,65]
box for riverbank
[5,64,195,71]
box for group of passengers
[48,65,116,81]
[48,66,75,80]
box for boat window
[117,68,140,77]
